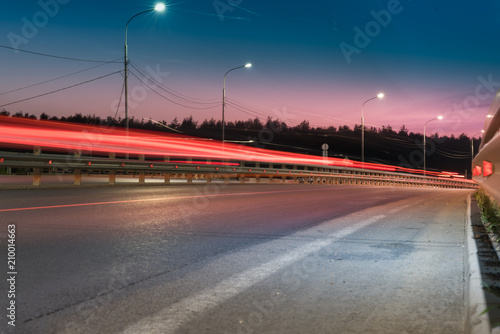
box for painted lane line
[388,203,414,214]
[122,214,386,333]
[0,187,340,212]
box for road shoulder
[466,194,500,333]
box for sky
[1,0,499,137]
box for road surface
[0,184,470,333]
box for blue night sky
[1,0,500,136]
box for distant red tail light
[484,161,494,177]
[473,165,482,177]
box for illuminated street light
[361,93,384,164]
[423,115,443,176]
[222,63,252,143]
[124,3,166,133]
[155,3,166,11]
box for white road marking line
[122,214,386,333]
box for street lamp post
[471,130,484,177]
[222,63,252,143]
[124,3,166,133]
[361,93,384,164]
[423,115,443,176]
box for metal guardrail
[473,90,500,201]
[0,151,477,189]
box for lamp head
[155,3,166,11]
[245,63,252,68]
[437,115,443,120]
[377,93,384,99]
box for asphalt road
[0,184,470,333]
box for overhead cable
[0,44,122,63]
[0,71,122,108]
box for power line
[433,147,470,159]
[0,44,122,63]
[0,71,122,108]
[0,57,123,96]
[146,118,184,133]
[128,70,221,110]
[225,102,265,120]
[226,99,271,118]
[225,99,303,125]
[129,62,220,105]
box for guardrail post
[33,168,41,186]
[187,173,193,184]
[109,170,116,185]
[138,155,145,184]
[164,173,170,184]
[33,146,41,156]
[206,173,212,184]
[74,169,82,186]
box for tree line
[0,110,480,176]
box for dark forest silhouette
[0,110,480,177]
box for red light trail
[0,116,471,180]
